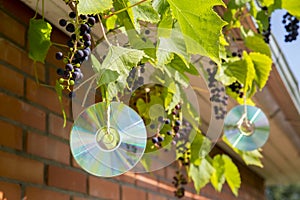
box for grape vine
[26,0,300,198]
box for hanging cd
[70,102,147,177]
[224,105,270,151]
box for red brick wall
[0,0,266,199]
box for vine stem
[98,14,112,47]
[103,0,149,19]
[73,73,98,92]
[52,42,69,48]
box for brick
[122,186,146,200]
[26,132,70,164]
[48,165,86,193]
[25,187,69,200]
[0,93,46,131]
[0,181,21,199]
[49,113,72,140]
[21,53,46,82]
[0,39,22,69]
[115,172,136,184]
[89,176,119,199]
[72,197,89,200]
[0,64,24,95]
[26,78,70,115]
[46,46,66,69]
[0,151,43,184]
[0,0,34,26]
[136,174,158,191]
[0,10,26,46]
[147,193,167,200]
[0,121,22,149]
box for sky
[271,9,300,85]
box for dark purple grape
[69,11,76,18]
[84,40,92,47]
[74,68,81,73]
[80,24,89,32]
[137,77,144,85]
[88,17,96,26]
[69,91,75,98]
[66,23,75,33]
[140,66,145,73]
[165,118,171,124]
[67,40,74,48]
[76,50,84,58]
[83,48,91,57]
[158,116,164,123]
[150,124,156,129]
[166,131,172,135]
[65,63,73,71]
[158,136,164,142]
[72,71,81,80]
[173,126,180,133]
[71,34,76,40]
[175,104,181,110]
[55,52,63,60]
[80,15,87,20]
[59,19,67,27]
[152,137,158,144]
[83,33,91,41]
[56,68,64,76]
[175,120,181,126]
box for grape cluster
[228,81,244,98]
[207,64,228,120]
[56,11,96,97]
[172,171,188,198]
[126,63,146,91]
[151,104,183,148]
[282,12,299,42]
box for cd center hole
[96,127,120,151]
[239,119,255,136]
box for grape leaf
[249,52,273,90]
[225,51,255,92]
[260,0,274,6]
[223,136,263,167]
[28,19,52,63]
[101,46,144,99]
[129,0,160,28]
[106,15,118,31]
[245,35,271,57]
[91,54,120,85]
[152,0,169,15]
[282,0,300,18]
[166,0,227,63]
[189,159,215,193]
[78,0,113,14]
[55,81,67,127]
[223,154,241,196]
[210,155,225,192]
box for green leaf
[166,0,227,63]
[249,52,273,90]
[91,55,120,85]
[211,155,226,192]
[189,159,215,193]
[225,51,255,92]
[245,35,271,57]
[260,0,274,6]
[153,0,169,15]
[129,0,160,27]
[106,15,118,31]
[223,136,263,167]
[101,45,144,99]
[223,154,241,196]
[28,19,52,63]
[78,0,113,14]
[228,0,251,8]
[55,81,66,127]
[190,133,211,164]
[282,0,300,18]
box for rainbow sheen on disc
[70,102,147,177]
[224,105,270,151]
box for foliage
[26,0,300,198]
[266,183,300,200]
